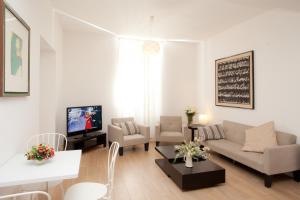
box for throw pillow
[198,124,225,141]
[125,121,140,135]
[113,122,129,135]
[242,121,278,153]
[113,121,140,135]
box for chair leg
[119,147,124,156]
[264,174,272,188]
[144,143,149,151]
[156,141,160,147]
[293,170,300,182]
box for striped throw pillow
[114,121,140,135]
[198,124,225,141]
[114,122,129,135]
[125,121,140,135]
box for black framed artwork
[0,1,30,96]
[215,51,254,109]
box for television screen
[67,105,102,136]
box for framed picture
[215,51,254,109]
[0,2,30,96]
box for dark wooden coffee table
[155,146,225,190]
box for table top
[188,124,204,129]
[0,150,82,187]
[155,145,225,175]
[155,146,178,160]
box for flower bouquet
[185,107,196,125]
[25,144,55,164]
[174,141,210,168]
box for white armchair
[108,117,150,156]
[155,116,189,146]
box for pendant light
[143,16,160,55]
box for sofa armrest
[264,144,300,175]
[138,124,150,142]
[155,125,160,141]
[108,124,124,146]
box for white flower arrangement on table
[185,106,197,124]
[185,107,197,115]
[174,141,210,162]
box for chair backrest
[0,191,51,200]
[26,133,67,152]
[160,116,182,132]
[105,142,120,200]
[111,117,134,125]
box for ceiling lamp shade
[143,40,160,55]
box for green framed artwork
[0,1,30,96]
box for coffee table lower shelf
[155,158,225,190]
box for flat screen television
[67,105,102,136]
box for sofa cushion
[223,120,252,145]
[242,121,278,153]
[160,116,182,132]
[198,124,225,140]
[205,139,242,160]
[205,139,264,172]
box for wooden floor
[50,142,300,200]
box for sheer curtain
[114,38,162,137]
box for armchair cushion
[159,131,184,143]
[161,131,183,138]
[124,134,146,146]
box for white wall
[199,9,300,142]
[57,31,119,134]
[59,33,200,134]
[0,0,59,166]
[40,44,56,132]
[161,42,199,123]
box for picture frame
[0,1,30,97]
[215,51,254,109]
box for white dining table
[0,150,82,188]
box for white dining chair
[24,133,68,198]
[26,133,68,152]
[0,191,51,200]
[64,142,120,200]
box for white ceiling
[52,0,300,41]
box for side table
[188,124,203,141]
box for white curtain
[114,38,162,137]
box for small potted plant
[185,107,196,125]
[25,144,55,164]
[174,141,210,168]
